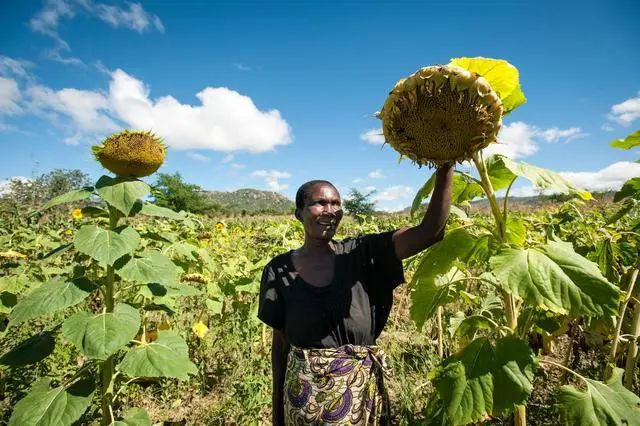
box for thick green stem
[624,301,640,389]
[101,206,119,426]
[607,268,639,380]
[437,306,444,359]
[472,152,505,240]
[472,152,525,425]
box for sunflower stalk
[100,205,119,426]
[472,151,526,425]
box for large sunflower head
[377,65,503,167]
[92,130,166,178]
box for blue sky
[1,0,639,211]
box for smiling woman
[258,170,453,425]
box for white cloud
[484,121,539,159]
[84,1,165,33]
[187,152,210,162]
[29,0,163,65]
[26,84,118,133]
[0,56,35,81]
[231,163,246,169]
[368,169,385,179]
[221,154,234,163]
[109,69,292,152]
[608,91,640,126]
[251,170,291,192]
[373,185,413,202]
[0,77,22,115]
[560,161,640,192]
[352,177,363,184]
[360,128,385,145]
[506,161,640,198]
[601,123,616,132]
[484,122,587,160]
[233,63,252,72]
[539,127,588,143]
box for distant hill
[402,191,615,215]
[201,188,294,214]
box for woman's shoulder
[264,249,293,270]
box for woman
[258,164,453,425]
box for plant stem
[607,268,639,379]
[101,206,119,426]
[437,306,444,358]
[624,301,640,389]
[472,151,525,425]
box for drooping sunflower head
[377,65,503,167]
[92,130,166,178]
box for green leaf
[411,228,477,328]
[610,130,640,151]
[451,173,484,206]
[448,57,526,114]
[505,216,526,247]
[205,298,223,316]
[0,291,17,314]
[489,241,620,317]
[9,277,93,325]
[62,303,140,360]
[95,175,150,215]
[606,198,637,224]
[411,269,464,330]
[113,408,151,426]
[138,281,202,299]
[42,187,94,210]
[40,243,74,262]
[454,315,494,339]
[486,154,517,191]
[556,368,640,425]
[117,251,177,284]
[614,177,640,202]
[74,225,140,267]
[0,331,56,366]
[488,155,592,200]
[139,202,185,220]
[410,171,437,217]
[118,331,197,379]
[431,336,537,424]
[8,377,95,426]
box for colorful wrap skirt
[284,344,390,425]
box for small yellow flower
[65,229,73,236]
[192,321,209,339]
[232,226,242,235]
[72,208,83,220]
[215,222,225,232]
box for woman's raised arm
[392,163,454,260]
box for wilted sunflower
[377,65,503,167]
[93,130,166,178]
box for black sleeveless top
[257,231,405,348]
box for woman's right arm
[272,328,290,425]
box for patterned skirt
[284,344,391,425]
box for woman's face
[298,183,343,241]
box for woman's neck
[299,238,334,257]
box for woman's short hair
[295,180,337,211]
